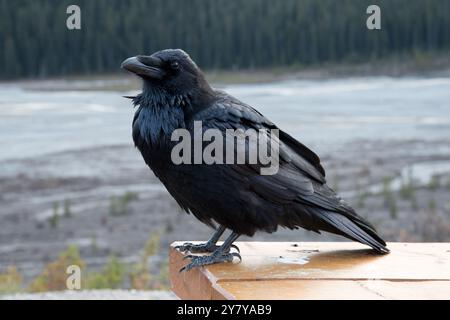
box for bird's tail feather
[320,211,389,254]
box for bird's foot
[175,242,217,253]
[180,251,242,272]
[175,242,240,254]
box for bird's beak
[121,55,166,79]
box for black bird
[121,49,389,271]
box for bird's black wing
[190,92,388,253]
[197,92,326,183]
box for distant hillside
[1,0,449,79]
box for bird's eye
[171,61,180,70]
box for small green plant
[382,177,397,219]
[0,266,23,295]
[382,176,393,204]
[399,176,415,200]
[64,199,72,218]
[153,260,170,290]
[49,203,60,228]
[109,196,120,216]
[411,195,418,211]
[109,191,139,216]
[129,232,162,290]
[428,175,440,190]
[122,191,139,203]
[86,256,125,289]
[428,198,436,213]
[109,195,128,216]
[143,233,160,257]
[388,196,397,219]
[29,246,85,292]
[90,234,98,253]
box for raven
[121,49,389,271]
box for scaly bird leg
[175,225,239,253]
[180,232,241,272]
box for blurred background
[1,0,450,298]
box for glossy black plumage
[124,49,389,254]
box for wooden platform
[169,242,450,300]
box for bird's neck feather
[132,88,188,147]
[132,83,216,146]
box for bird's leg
[180,232,241,272]
[175,225,235,253]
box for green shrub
[0,267,23,295]
[411,195,418,210]
[388,196,397,219]
[86,256,125,289]
[382,177,397,219]
[399,178,415,200]
[109,191,139,216]
[129,233,166,290]
[428,175,440,190]
[122,191,139,202]
[428,198,436,213]
[49,203,59,229]
[64,199,72,218]
[382,177,393,203]
[29,246,85,292]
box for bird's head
[121,49,211,97]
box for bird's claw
[175,242,194,252]
[179,252,241,272]
[175,242,216,253]
[176,242,240,254]
[230,244,240,253]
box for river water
[1,76,450,178]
